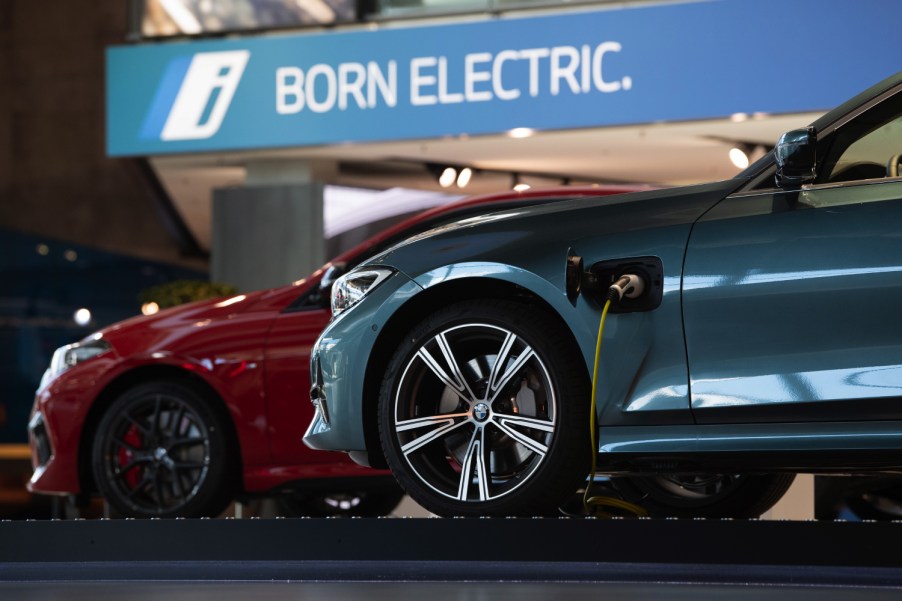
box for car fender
[410,261,598,366]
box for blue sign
[107,0,902,156]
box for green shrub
[138,280,238,310]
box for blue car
[305,71,902,517]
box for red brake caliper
[117,425,144,489]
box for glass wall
[137,0,357,37]
[0,229,205,443]
[375,0,612,18]
[129,0,632,37]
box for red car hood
[96,286,295,356]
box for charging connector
[609,273,645,302]
[582,256,663,313]
[581,273,649,518]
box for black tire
[276,482,406,517]
[836,477,902,521]
[378,299,591,517]
[612,473,796,518]
[91,381,234,518]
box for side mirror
[775,127,816,188]
[319,262,346,294]
[305,263,346,308]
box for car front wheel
[378,299,590,517]
[91,381,234,518]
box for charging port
[587,256,663,313]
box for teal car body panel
[306,71,902,474]
[684,180,902,424]
[305,180,744,452]
[598,421,902,455]
[305,272,422,452]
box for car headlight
[41,336,112,387]
[331,268,394,317]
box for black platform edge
[3,518,902,586]
[5,561,902,587]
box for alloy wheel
[99,393,212,516]
[391,323,557,503]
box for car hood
[95,287,278,351]
[370,179,745,278]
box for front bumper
[303,270,422,454]
[27,383,82,495]
[27,354,117,495]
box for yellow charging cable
[583,298,648,518]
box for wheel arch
[360,275,589,469]
[78,364,243,495]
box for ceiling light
[508,127,535,139]
[729,146,750,169]
[141,302,160,316]
[512,175,530,192]
[439,167,457,188]
[456,168,473,188]
[74,308,92,326]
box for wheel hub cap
[473,403,490,423]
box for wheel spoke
[124,414,153,437]
[112,438,141,453]
[126,472,153,499]
[398,413,470,456]
[457,428,489,502]
[167,436,206,450]
[495,413,555,433]
[169,469,185,499]
[434,332,479,402]
[486,335,535,403]
[492,416,551,458]
[151,470,165,511]
[172,460,206,471]
[417,344,473,404]
[152,396,163,436]
[486,332,516,395]
[115,457,152,476]
[169,405,186,438]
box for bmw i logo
[473,403,490,422]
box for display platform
[2,517,902,587]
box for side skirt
[596,421,902,474]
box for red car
[27,185,641,518]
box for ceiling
[152,111,821,251]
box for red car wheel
[91,380,234,518]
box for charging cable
[582,274,649,518]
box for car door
[683,88,902,424]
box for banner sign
[107,0,902,156]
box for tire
[835,477,902,521]
[276,482,406,517]
[91,381,234,518]
[612,473,796,518]
[378,299,591,517]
